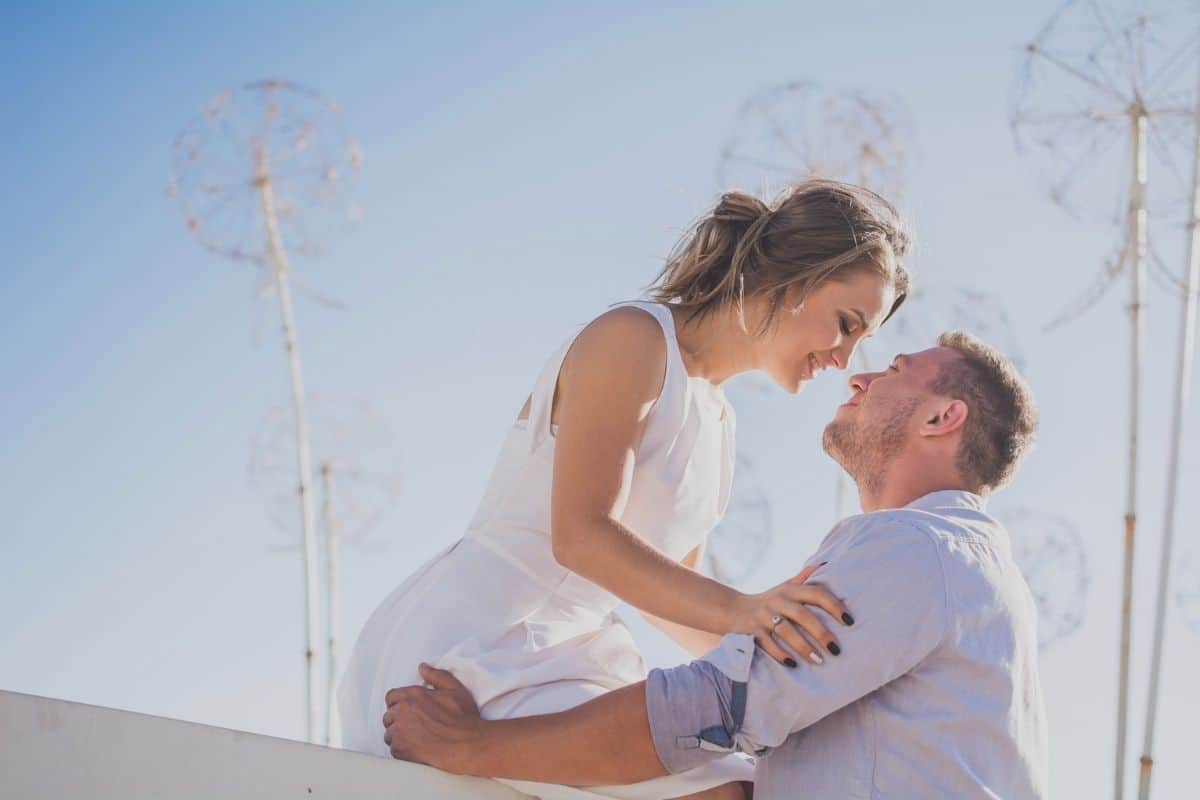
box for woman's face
[757,270,896,395]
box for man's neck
[857,459,972,513]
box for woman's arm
[545,308,849,665]
[639,545,723,657]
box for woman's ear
[921,399,968,438]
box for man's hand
[383,665,665,786]
[383,663,487,775]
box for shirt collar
[904,489,986,514]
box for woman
[339,179,911,799]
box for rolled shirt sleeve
[644,516,949,769]
[645,651,756,774]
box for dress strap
[611,300,684,371]
[526,337,573,455]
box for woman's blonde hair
[648,179,912,335]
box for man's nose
[848,370,882,393]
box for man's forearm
[466,682,667,786]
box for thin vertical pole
[258,144,322,744]
[322,461,342,747]
[1137,62,1200,800]
[1115,107,1148,800]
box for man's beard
[823,398,920,497]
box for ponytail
[647,179,911,336]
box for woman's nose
[834,340,860,371]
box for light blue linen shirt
[645,490,1048,799]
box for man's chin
[821,423,847,463]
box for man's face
[822,346,962,491]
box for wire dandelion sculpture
[871,286,1028,371]
[705,454,773,587]
[250,397,402,746]
[1011,5,1200,795]
[717,80,916,205]
[169,80,363,742]
[995,507,1091,651]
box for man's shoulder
[821,510,947,586]
[833,505,1021,605]
[838,503,997,550]
[836,507,943,549]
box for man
[381,332,1048,799]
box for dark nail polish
[784,657,798,668]
[828,642,842,656]
[842,613,855,626]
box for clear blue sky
[3,3,1199,797]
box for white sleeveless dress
[338,302,754,798]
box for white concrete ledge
[0,689,534,799]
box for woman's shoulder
[572,304,669,359]
[560,304,671,394]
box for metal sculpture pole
[1011,8,1200,791]
[171,80,363,742]
[255,144,322,743]
[1116,105,1147,800]
[320,460,342,747]
[249,396,401,744]
[1138,56,1200,800]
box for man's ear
[920,398,968,439]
